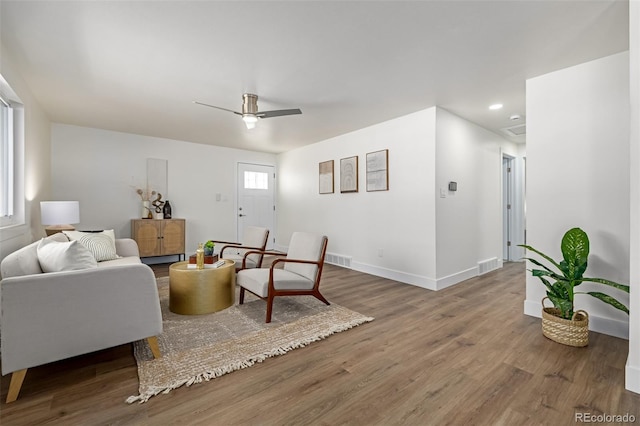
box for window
[1,95,14,218]
[0,74,24,230]
[244,171,269,190]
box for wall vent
[478,257,499,275]
[326,253,352,268]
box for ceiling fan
[193,93,302,129]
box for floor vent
[478,257,499,275]
[326,253,352,268]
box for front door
[237,163,275,249]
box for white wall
[435,108,522,285]
[277,107,521,289]
[51,124,276,256]
[627,0,640,394]
[278,108,438,287]
[525,51,630,338]
[0,44,52,260]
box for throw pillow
[37,238,98,273]
[63,229,119,262]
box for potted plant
[520,227,629,347]
[204,240,215,256]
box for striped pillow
[63,230,119,262]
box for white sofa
[0,232,162,403]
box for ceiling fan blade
[193,101,242,115]
[257,109,302,119]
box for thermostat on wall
[448,182,457,192]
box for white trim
[351,261,438,290]
[342,260,505,291]
[435,266,478,290]
[626,363,640,394]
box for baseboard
[435,266,479,290]
[626,362,640,394]
[524,299,629,339]
[349,261,494,291]
[350,261,438,290]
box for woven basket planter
[541,298,589,347]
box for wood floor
[1,262,639,425]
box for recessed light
[510,114,521,121]
[489,104,503,110]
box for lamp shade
[40,201,80,225]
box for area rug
[126,277,373,403]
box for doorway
[503,154,515,261]
[237,163,276,249]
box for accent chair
[237,232,329,323]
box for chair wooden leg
[147,336,161,359]
[314,290,330,306]
[266,294,274,323]
[6,369,27,403]
[239,286,245,304]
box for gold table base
[169,260,236,315]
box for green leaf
[547,292,573,319]
[530,268,564,282]
[524,257,555,274]
[550,280,570,300]
[561,228,589,280]
[585,291,629,315]
[534,275,555,293]
[520,245,562,272]
[580,277,630,293]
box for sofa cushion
[63,230,119,262]
[97,256,141,267]
[1,233,69,278]
[37,238,98,273]
[237,268,314,298]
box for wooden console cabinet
[131,219,185,259]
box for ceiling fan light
[242,114,258,129]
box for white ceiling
[0,1,629,153]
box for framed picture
[366,149,389,191]
[319,160,334,194]
[340,156,359,193]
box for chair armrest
[241,249,286,269]
[115,238,140,257]
[221,244,272,256]
[208,239,241,246]
[271,257,321,268]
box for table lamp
[40,201,80,236]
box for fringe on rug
[126,316,373,404]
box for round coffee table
[169,260,236,315]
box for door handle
[239,214,246,217]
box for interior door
[237,163,275,249]
[503,155,514,261]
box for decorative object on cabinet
[40,201,80,236]
[135,187,156,219]
[340,156,358,193]
[319,160,334,194]
[163,200,172,219]
[151,192,165,218]
[131,219,185,260]
[366,149,389,192]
